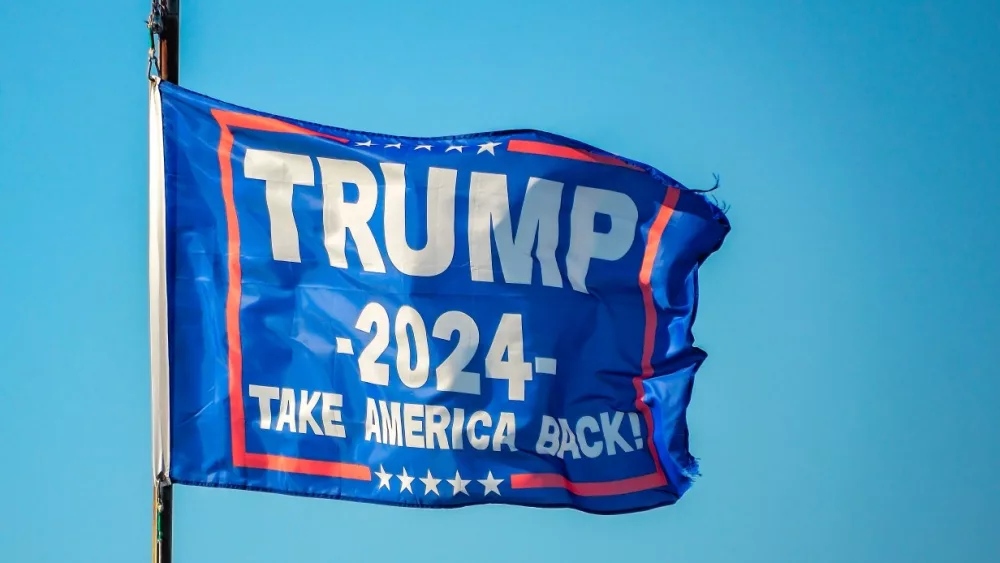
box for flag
[149,80,730,514]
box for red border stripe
[214,114,246,468]
[213,110,349,144]
[507,139,642,170]
[243,453,372,480]
[510,472,667,496]
[212,108,369,482]
[636,186,681,479]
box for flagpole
[150,2,179,563]
[159,0,180,84]
[157,476,174,563]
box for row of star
[353,140,503,155]
[373,465,503,496]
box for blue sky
[1,1,998,562]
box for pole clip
[146,1,166,81]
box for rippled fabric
[160,81,730,514]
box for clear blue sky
[1,1,998,562]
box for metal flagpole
[148,2,179,562]
[159,1,180,84]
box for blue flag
[149,80,730,514]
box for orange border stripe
[507,139,642,170]
[509,472,666,496]
[243,453,372,480]
[636,186,681,480]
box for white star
[374,465,392,490]
[419,470,441,496]
[477,141,501,155]
[446,471,471,496]
[384,142,402,149]
[355,140,373,147]
[414,144,432,151]
[396,467,415,493]
[445,145,465,153]
[478,471,503,496]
